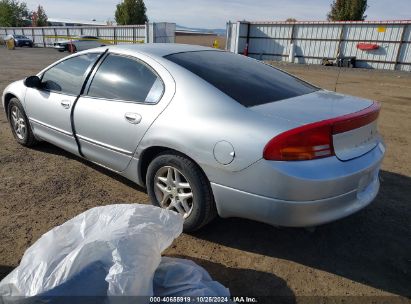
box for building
[48,18,106,27]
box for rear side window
[41,53,100,95]
[165,51,317,107]
[87,54,164,103]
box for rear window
[165,51,317,107]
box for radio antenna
[334,65,342,92]
[334,51,342,92]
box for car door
[25,53,101,155]
[73,53,171,172]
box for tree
[0,0,30,27]
[31,4,47,26]
[327,0,368,21]
[115,0,148,25]
[285,18,297,22]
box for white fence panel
[98,27,115,42]
[225,22,237,52]
[294,24,341,39]
[34,29,44,46]
[1,22,175,47]
[136,26,146,40]
[251,24,291,38]
[67,28,82,37]
[43,28,56,46]
[152,22,176,43]
[398,25,411,71]
[81,27,98,36]
[247,24,290,60]
[227,20,411,71]
[115,27,134,44]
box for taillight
[263,102,380,161]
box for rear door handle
[61,100,71,109]
[124,112,142,124]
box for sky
[23,0,411,29]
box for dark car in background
[9,35,34,47]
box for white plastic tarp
[0,204,230,303]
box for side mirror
[24,76,41,88]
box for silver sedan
[53,35,108,53]
[2,44,385,231]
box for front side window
[87,54,164,103]
[41,53,100,96]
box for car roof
[105,43,222,58]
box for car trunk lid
[252,90,380,161]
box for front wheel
[8,98,38,147]
[146,152,216,232]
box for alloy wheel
[10,106,26,140]
[154,166,194,218]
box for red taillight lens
[332,102,380,134]
[263,102,380,161]
[263,124,333,161]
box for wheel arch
[3,93,17,119]
[138,146,210,188]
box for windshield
[165,51,318,107]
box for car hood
[249,90,373,125]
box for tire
[67,44,77,53]
[7,98,38,147]
[146,151,216,232]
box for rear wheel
[8,98,38,147]
[146,152,216,232]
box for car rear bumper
[211,171,380,227]
[210,141,385,227]
[16,41,32,47]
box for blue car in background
[6,34,34,47]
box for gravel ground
[0,47,410,303]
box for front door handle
[61,100,71,109]
[124,112,142,124]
